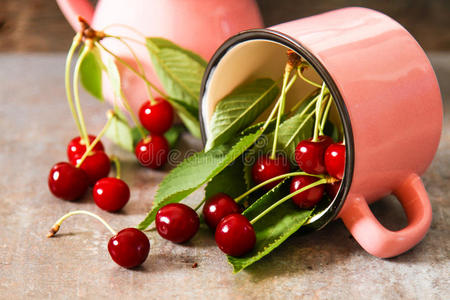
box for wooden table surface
[0,53,448,299]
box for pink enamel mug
[199,7,442,258]
[56,0,263,114]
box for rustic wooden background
[1,0,449,52]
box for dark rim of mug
[198,28,354,231]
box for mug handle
[340,173,432,258]
[56,0,95,32]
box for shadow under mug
[199,7,442,258]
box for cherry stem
[47,210,117,238]
[76,111,115,168]
[95,41,168,98]
[110,155,121,179]
[319,95,333,136]
[289,88,320,114]
[235,172,325,203]
[192,82,292,213]
[110,35,147,47]
[101,23,146,38]
[65,33,84,139]
[249,178,328,225]
[271,68,296,159]
[284,92,323,149]
[312,82,327,142]
[285,110,316,149]
[258,91,282,135]
[120,90,147,140]
[285,73,298,92]
[73,46,91,146]
[297,65,321,88]
[107,35,155,103]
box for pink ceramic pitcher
[57,0,263,113]
[199,7,442,258]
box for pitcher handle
[340,173,432,258]
[56,0,95,32]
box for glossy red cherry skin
[326,181,341,199]
[203,193,241,230]
[139,98,174,134]
[67,135,104,164]
[215,214,256,256]
[72,151,111,186]
[295,136,333,174]
[155,203,199,243]
[135,135,169,169]
[48,162,88,201]
[290,175,325,208]
[108,228,150,269]
[93,177,130,212]
[324,143,346,180]
[251,154,291,190]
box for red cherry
[215,214,255,256]
[139,98,174,134]
[108,228,150,268]
[135,135,169,169]
[72,151,111,186]
[48,162,88,201]
[290,175,325,208]
[294,135,333,174]
[251,154,291,190]
[326,181,341,199]
[155,203,199,243]
[67,135,104,164]
[202,193,241,230]
[324,143,346,180]
[93,177,130,212]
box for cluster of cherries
[154,195,253,257]
[48,135,130,211]
[201,135,345,257]
[47,96,175,203]
[47,96,178,269]
[135,97,174,168]
[150,134,346,259]
[253,135,345,208]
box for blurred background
[1,0,449,52]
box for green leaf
[164,125,184,148]
[168,97,201,138]
[146,37,206,108]
[240,116,283,137]
[242,179,289,220]
[204,157,247,200]
[103,52,121,99]
[131,126,143,148]
[265,113,313,160]
[205,79,279,151]
[137,130,263,230]
[130,124,184,150]
[323,120,340,143]
[80,47,104,101]
[243,150,255,192]
[228,180,313,273]
[146,37,207,68]
[105,114,134,152]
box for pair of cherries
[293,136,345,206]
[203,193,255,257]
[135,97,174,169]
[154,195,255,257]
[251,135,345,209]
[48,135,130,212]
